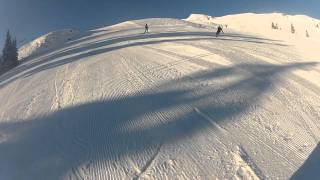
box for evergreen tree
[2,31,12,65]
[11,38,18,64]
[1,30,18,68]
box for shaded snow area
[18,29,80,60]
[0,14,320,180]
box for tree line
[271,22,320,38]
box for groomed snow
[0,14,319,179]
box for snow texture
[18,29,80,60]
[0,13,320,180]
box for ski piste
[1,14,320,179]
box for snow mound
[185,14,218,26]
[19,29,80,59]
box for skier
[216,26,224,37]
[144,24,149,34]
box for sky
[0,0,319,49]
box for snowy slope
[186,13,320,59]
[186,13,320,40]
[185,14,219,27]
[0,15,320,180]
[18,29,80,60]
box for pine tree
[291,24,295,34]
[2,31,12,66]
[11,38,18,64]
[1,30,18,68]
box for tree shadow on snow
[0,29,287,90]
[0,62,317,179]
[291,143,320,180]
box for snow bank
[18,29,80,60]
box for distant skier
[216,26,224,37]
[144,24,149,34]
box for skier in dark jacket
[144,24,149,34]
[216,26,224,37]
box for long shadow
[36,30,286,64]
[0,62,316,179]
[291,143,320,180]
[0,30,287,90]
[0,36,212,90]
[16,29,110,66]
[67,26,146,46]
[20,34,286,80]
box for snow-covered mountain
[18,29,80,60]
[184,13,219,26]
[1,14,320,179]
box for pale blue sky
[0,0,319,49]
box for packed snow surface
[1,14,320,179]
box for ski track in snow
[0,17,319,180]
